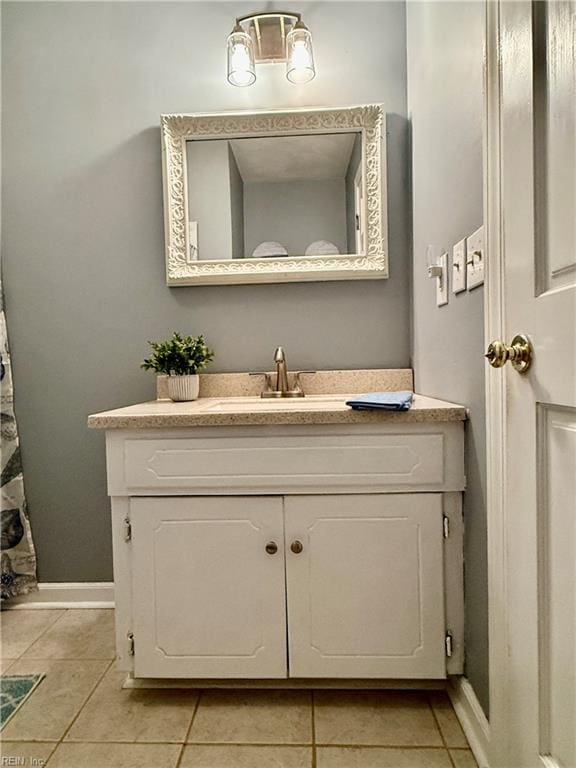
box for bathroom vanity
[89,370,466,687]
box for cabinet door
[285,494,446,678]
[131,497,287,678]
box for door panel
[285,494,445,678]
[131,496,286,678]
[537,406,576,766]
[490,1,576,765]
[533,0,576,296]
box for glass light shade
[286,23,315,84]
[227,28,256,87]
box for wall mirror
[161,105,387,286]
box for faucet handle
[292,370,317,395]
[249,371,273,397]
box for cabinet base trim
[123,675,448,690]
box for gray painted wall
[244,178,347,257]
[228,145,245,260]
[187,140,234,260]
[2,1,410,583]
[346,133,363,253]
[406,2,488,715]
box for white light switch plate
[437,251,448,306]
[466,225,485,290]
[452,238,467,293]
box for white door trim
[483,0,514,764]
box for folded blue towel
[346,391,414,411]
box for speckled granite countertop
[88,393,466,430]
[88,370,466,429]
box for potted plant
[141,332,214,402]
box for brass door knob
[485,334,533,373]
[290,540,303,554]
[265,541,278,555]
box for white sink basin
[201,395,351,413]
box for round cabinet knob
[290,540,303,554]
[265,541,278,555]
[485,333,533,373]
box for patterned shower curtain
[1,279,38,600]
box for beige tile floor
[1,609,478,768]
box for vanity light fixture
[226,12,315,87]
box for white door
[487,2,576,766]
[130,496,287,678]
[284,494,446,678]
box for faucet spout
[274,346,290,395]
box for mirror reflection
[185,132,364,261]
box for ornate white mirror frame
[161,104,387,286]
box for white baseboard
[449,676,491,768]
[4,582,115,609]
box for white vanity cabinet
[102,420,466,684]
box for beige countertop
[88,393,467,430]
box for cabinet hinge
[127,632,135,656]
[123,517,132,542]
[445,631,453,658]
[442,515,450,539]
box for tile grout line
[152,741,459,750]
[175,689,203,768]
[3,607,70,663]
[49,657,116,756]
[38,658,114,768]
[0,740,463,749]
[427,693,457,768]
[310,744,455,751]
[16,656,120,662]
[2,740,315,747]
[3,739,471,752]
[20,610,115,662]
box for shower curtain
[1,279,38,600]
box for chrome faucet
[250,347,316,398]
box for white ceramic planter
[167,374,200,402]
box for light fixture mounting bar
[235,12,301,62]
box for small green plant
[141,333,214,376]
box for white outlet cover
[452,238,467,294]
[466,225,485,290]
[437,251,449,307]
